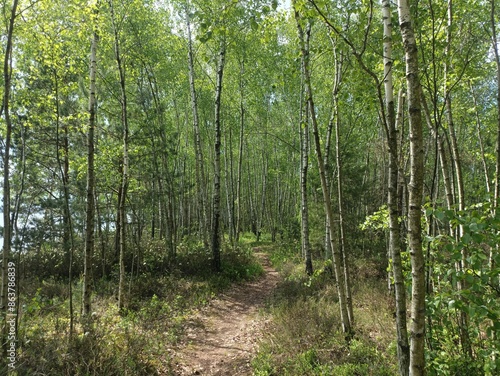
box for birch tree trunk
[334,90,353,325]
[397,0,425,374]
[54,70,75,337]
[298,25,313,275]
[491,0,500,211]
[187,11,208,245]
[1,0,19,357]
[444,0,472,357]
[11,122,26,346]
[489,0,500,348]
[294,4,351,335]
[329,41,353,324]
[421,93,454,216]
[257,154,268,242]
[109,0,129,310]
[323,34,338,264]
[224,128,236,242]
[383,1,409,374]
[83,3,98,318]
[444,0,464,219]
[212,40,226,272]
[235,58,245,243]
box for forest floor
[171,249,280,375]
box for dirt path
[171,251,279,375]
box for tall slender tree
[212,39,226,272]
[334,72,353,326]
[54,67,76,337]
[235,57,245,243]
[108,0,130,310]
[186,8,208,245]
[1,0,19,358]
[383,0,409,373]
[294,2,351,335]
[491,0,500,212]
[83,2,99,318]
[298,22,313,276]
[397,0,425,373]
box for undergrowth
[11,240,263,375]
[252,242,398,375]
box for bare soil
[171,251,279,375]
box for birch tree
[298,21,313,276]
[491,0,500,212]
[212,39,226,272]
[108,0,130,310]
[383,0,409,373]
[397,0,425,373]
[235,57,245,243]
[332,49,354,328]
[83,1,99,317]
[294,2,352,335]
[1,0,19,358]
[186,8,208,245]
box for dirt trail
[171,251,279,375]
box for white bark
[383,1,409,374]
[397,0,426,374]
[83,3,98,318]
[294,3,352,334]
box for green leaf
[462,232,472,244]
[435,210,445,221]
[465,273,475,285]
[250,17,258,31]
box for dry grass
[10,244,263,375]
[252,246,398,375]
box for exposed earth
[171,251,280,375]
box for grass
[8,235,399,375]
[10,239,264,375]
[252,242,398,375]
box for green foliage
[360,205,389,231]
[359,206,393,260]
[268,241,302,268]
[425,202,500,375]
[22,244,83,280]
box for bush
[425,203,500,375]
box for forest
[1,0,499,374]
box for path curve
[171,251,279,375]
